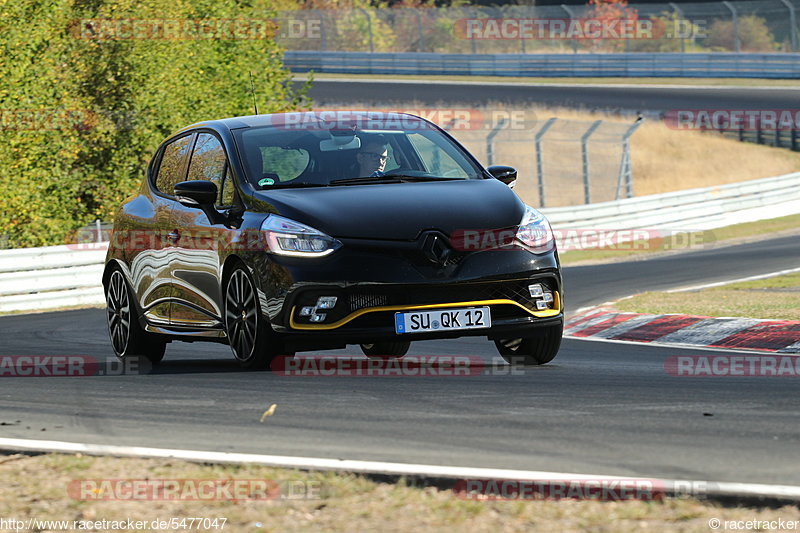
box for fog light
[316,296,338,309]
[299,306,315,316]
[536,300,549,310]
[309,313,327,323]
[543,292,554,303]
[528,283,544,297]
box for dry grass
[615,273,800,320]
[1,453,799,533]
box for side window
[187,133,227,193]
[155,135,193,194]
[407,133,470,179]
[219,167,236,207]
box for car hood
[253,179,526,240]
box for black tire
[224,265,281,370]
[360,341,411,359]
[494,321,563,366]
[105,269,166,365]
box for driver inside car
[355,135,389,177]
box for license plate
[394,307,491,334]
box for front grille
[349,293,390,312]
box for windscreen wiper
[389,175,461,182]
[328,176,404,186]
[259,182,328,189]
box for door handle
[168,231,180,242]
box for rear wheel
[360,341,411,359]
[494,321,563,366]
[224,266,281,370]
[105,269,166,365]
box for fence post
[534,118,557,208]
[415,9,425,52]
[316,10,327,51]
[358,8,374,53]
[780,0,798,52]
[486,118,508,166]
[470,7,478,54]
[617,117,644,200]
[722,1,740,53]
[581,120,603,205]
[561,5,578,53]
[669,3,686,53]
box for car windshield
[232,113,485,189]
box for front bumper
[272,272,563,350]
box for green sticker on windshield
[259,178,276,187]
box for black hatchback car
[103,112,563,369]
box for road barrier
[0,245,106,313]
[0,171,798,313]
[284,51,800,78]
[540,171,800,231]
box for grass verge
[1,453,799,532]
[558,213,800,266]
[614,272,800,321]
[300,73,800,88]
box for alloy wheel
[225,269,258,361]
[106,270,131,356]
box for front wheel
[494,321,563,366]
[360,341,411,359]
[105,269,166,364]
[224,266,281,370]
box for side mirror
[174,180,218,207]
[487,165,517,189]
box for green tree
[0,0,308,247]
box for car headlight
[261,215,342,258]
[516,205,555,254]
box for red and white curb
[565,307,800,353]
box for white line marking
[293,76,800,91]
[0,437,797,500]
[667,267,800,293]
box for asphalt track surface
[0,234,798,485]
[300,79,800,114]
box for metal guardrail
[540,171,800,231]
[0,245,106,313]
[284,51,800,78]
[1,171,798,313]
